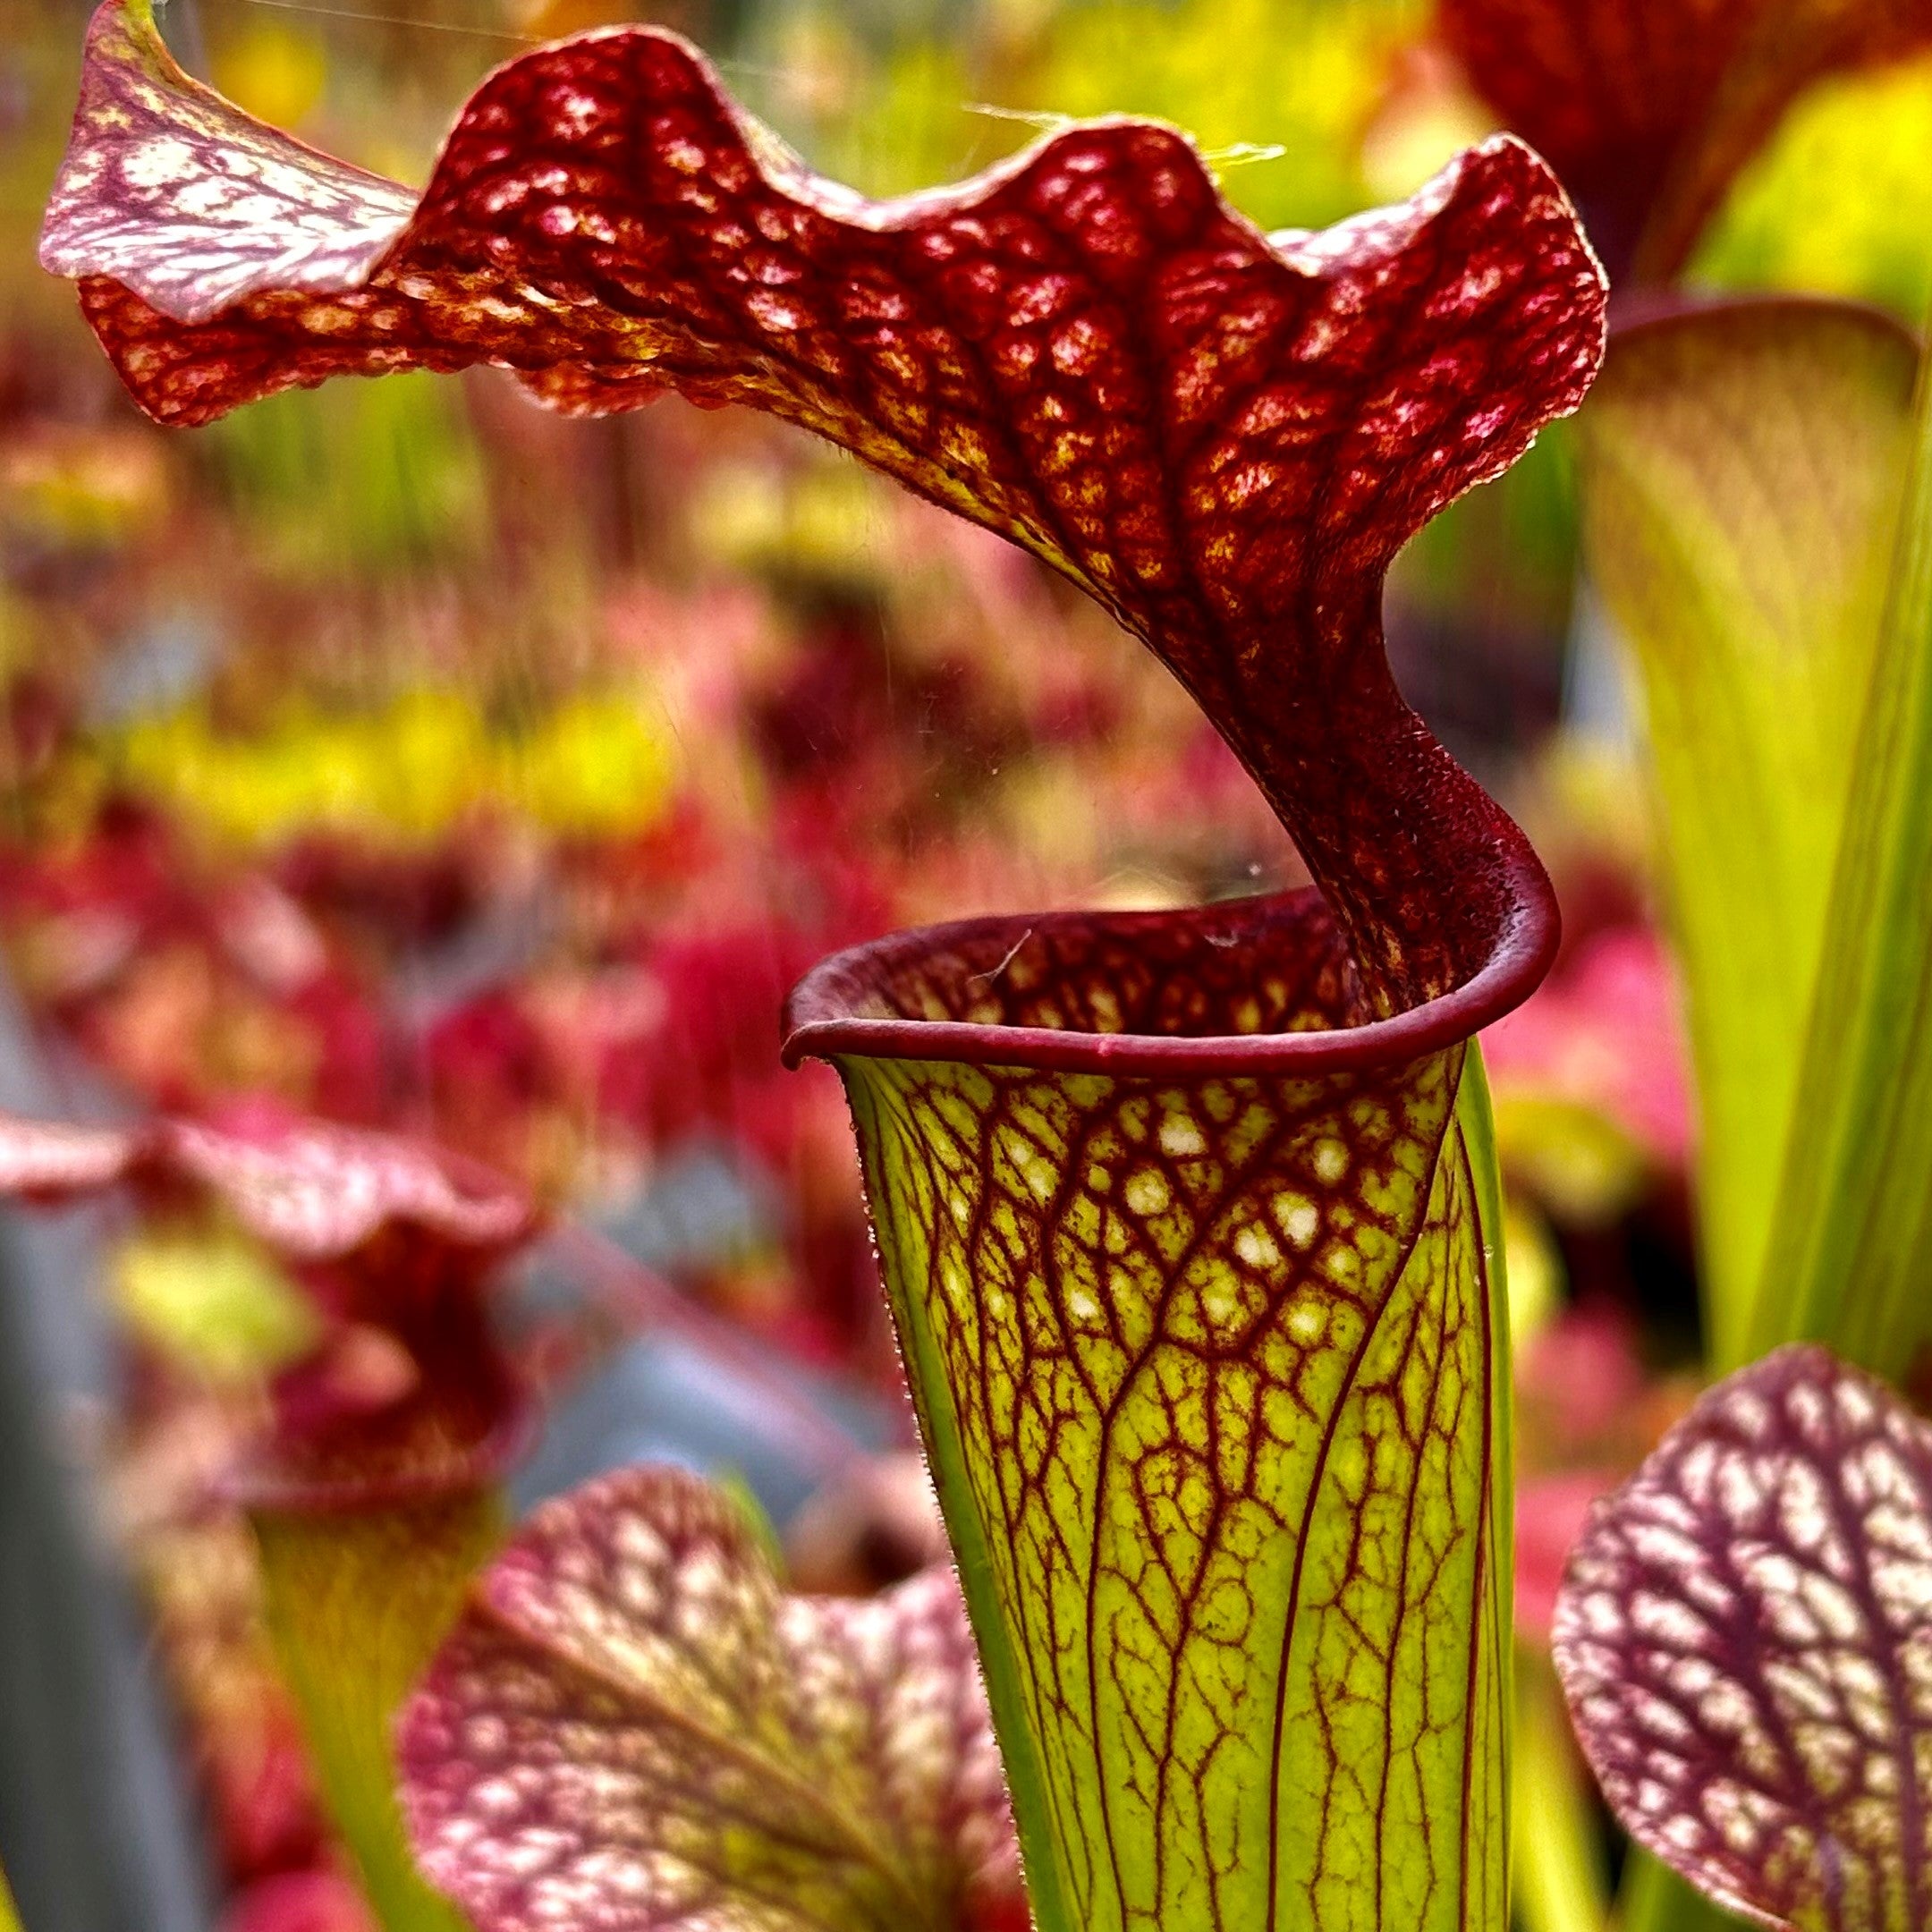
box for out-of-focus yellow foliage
[1697,53,1932,319]
[114,1226,321,1382]
[692,456,907,583]
[501,690,682,838]
[1030,0,1421,231]
[1358,46,1496,204]
[743,0,1422,231]
[96,687,676,849]
[1513,732,1663,910]
[209,21,328,130]
[750,13,991,199]
[1502,1188,1566,1343]
[1495,1092,1653,1230]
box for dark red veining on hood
[41,3,1606,1052]
[782,882,1547,1074]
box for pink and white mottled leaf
[157,1117,530,1260]
[397,1464,1018,1932]
[0,1106,530,1259]
[0,1104,537,1505]
[1552,1344,1932,1932]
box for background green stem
[253,1492,503,1932]
[1513,1652,1608,1932]
[1750,309,1932,1377]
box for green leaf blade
[255,1495,503,1932]
[1757,326,1932,1377]
[1578,300,1921,1366]
[1273,1100,1506,1932]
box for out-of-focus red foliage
[1486,923,1692,1170]
[1440,0,1932,277]
[1515,1470,1616,1645]
[0,1097,537,1506]
[221,1870,377,1932]
[0,804,388,1121]
[1512,1301,1699,1643]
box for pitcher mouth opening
[780,863,1557,1080]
